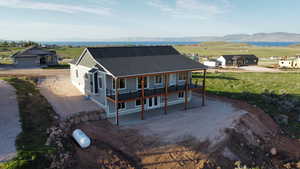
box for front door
[148,96,160,109]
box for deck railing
[106,82,202,101]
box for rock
[275,114,289,125]
[74,116,81,124]
[82,115,89,122]
[270,147,277,156]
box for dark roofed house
[70,46,207,125]
[217,54,258,67]
[12,46,58,67]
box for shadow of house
[11,46,58,67]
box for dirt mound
[67,96,300,169]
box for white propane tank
[72,129,91,148]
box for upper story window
[137,77,148,89]
[112,78,126,89]
[155,75,162,84]
[178,72,187,81]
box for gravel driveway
[239,66,281,72]
[38,75,101,119]
[0,80,21,162]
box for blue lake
[41,41,300,47]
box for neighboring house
[279,58,300,68]
[70,46,207,125]
[203,59,222,68]
[217,54,259,67]
[12,46,58,67]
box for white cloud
[147,0,230,19]
[0,21,126,41]
[0,0,112,16]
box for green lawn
[0,77,57,169]
[193,72,300,138]
[51,46,85,59]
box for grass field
[0,77,57,169]
[175,42,300,58]
[1,42,300,63]
[193,72,300,138]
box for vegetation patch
[193,72,300,138]
[0,77,58,169]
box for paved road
[0,80,21,162]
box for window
[98,76,103,89]
[136,99,146,106]
[76,70,78,78]
[118,102,126,109]
[178,92,184,98]
[89,74,93,93]
[94,72,99,94]
[178,72,187,81]
[112,78,126,89]
[137,77,148,89]
[155,75,162,84]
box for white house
[203,59,222,68]
[279,58,300,68]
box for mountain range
[108,32,300,42]
[2,32,300,42]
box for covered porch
[108,69,207,126]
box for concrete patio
[110,93,248,144]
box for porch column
[115,78,119,126]
[202,69,206,106]
[164,73,168,114]
[141,76,145,120]
[184,71,189,110]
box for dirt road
[0,80,21,162]
[0,67,69,77]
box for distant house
[217,54,259,67]
[70,46,207,125]
[279,58,300,68]
[203,59,222,68]
[12,46,58,67]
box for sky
[0,0,300,41]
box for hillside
[109,32,300,42]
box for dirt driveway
[0,67,69,77]
[38,75,101,119]
[0,80,21,162]
[237,66,281,72]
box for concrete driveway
[0,80,21,162]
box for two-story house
[70,46,207,125]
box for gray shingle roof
[222,54,258,60]
[80,46,206,77]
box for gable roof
[76,46,207,77]
[12,46,56,58]
[221,54,258,60]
